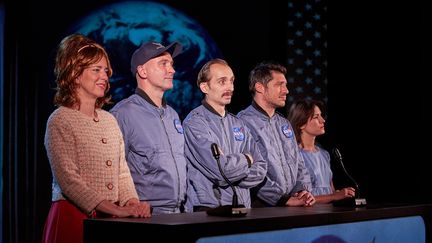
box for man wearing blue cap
[110,41,188,214]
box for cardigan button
[106,183,113,190]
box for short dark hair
[249,61,286,96]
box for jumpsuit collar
[135,87,167,108]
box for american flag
[286,0,327,107]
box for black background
[2,0,427,242]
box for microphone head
[211,143,220,159]
[332,147,342,161]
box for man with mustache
[110,41,188,214]
[183,59,267,212]
[238,61,316,207]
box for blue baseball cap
[130,41,182,74]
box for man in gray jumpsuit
[237,61,316,207]
[183,59,267,212]
[110,41,187,214]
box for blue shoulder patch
[281,124,293,138]
[233,127,245,141]
[173,119,184,134]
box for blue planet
[69,1,222,118]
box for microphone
[332,148,367,207]
[211,143,220,160]
[206,143,247,217]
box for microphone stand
[206,143,247,217]
[333,148,367,207]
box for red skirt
[41,200,91,243]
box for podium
[84,203,431,242]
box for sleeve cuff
[276,194,291,206]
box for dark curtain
[2,1,53,242]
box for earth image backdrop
[69,1,223,118]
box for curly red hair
[53,34,113,109]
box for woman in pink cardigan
[42,34,151,243]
